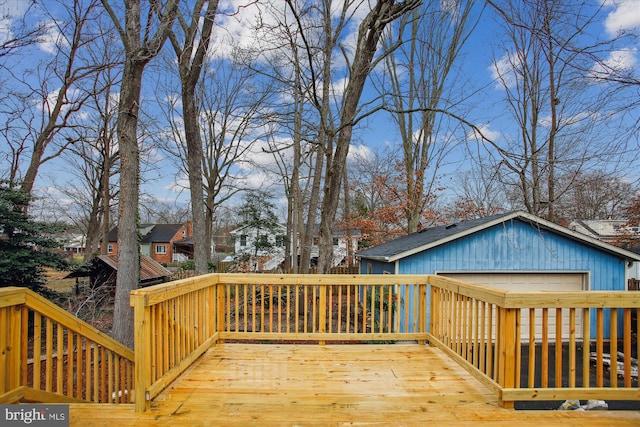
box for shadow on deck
[69,343,640,426]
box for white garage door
[439,272,586,340]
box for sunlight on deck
[69,343,640,426]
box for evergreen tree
[0,181,67,291]
[237,191,281,258]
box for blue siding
[365,219,628,338]
[397,220,626,292]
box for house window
[107,244,113,253]
[240,235,247,246]
[367,263,372,274]
[276,235,285,247]
[156,245,167,254]
[333,238,339,246]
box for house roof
[96,255,172,282]
[141,224,183,243]
[66,255,172,282]
[356,211,640,263]
[108,224,184,243]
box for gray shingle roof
[356,211,640,263]
[356,212,510,261]
[108,224,183,243]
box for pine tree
[0,181,67,291]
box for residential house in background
[568,219,640,282]
[106,221,194,264]
[230,224,360,271]
[568,219,640,248]
[230,224,287,271]
[61,233,86,256]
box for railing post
[497,307,518,409]
[216,282,225,343]
[132,294,151,412]
[418,284,427,345]
[318,285,326,345]
[7,305,22,391]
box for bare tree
[101,0,178,348]
[556,170,633,220]
[159,52,272,266]
[1,0,115,208]
[378,0,478,233]
[0,3,47,62]
[285,0,422,272]
[486,0,632,222]
[166,0,219,275]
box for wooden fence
[0,287,134,404]
[427,276,640,408]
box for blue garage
[356,211,640,338]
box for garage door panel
[440,273,585,340]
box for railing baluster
[623,308,632,388]
[541,308,549,388]
[45,317,53,393]
[569,308,576,388]
[582,307,591,388]
[596,307,604,387]
[528,308,536,388]
[555,307,562,388]
[610,308,618,387]
[33,312,42,391]
[56,323,63,395]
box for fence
[129,273,640,411]
[0,287,134,404]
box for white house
[568,219,640,282]
[230,224,359,271]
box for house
[568,219,640,248]
[230,224,360,271]
[230,224,287,271]
[66,254,173,290]
[106,222,194,264]
[356,211,640,339]
[60,233,86,255]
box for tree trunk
[182,92,208,274]
[111,62,144,348]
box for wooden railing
[130,273,640,411]
[0,287,134,404]
[130,273,429,411]
[427,276,640,408]
[130,275,219,412]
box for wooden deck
[69,343,640,426]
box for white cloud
[603,0,640,36]
[466,123,501,143]
[489,52,518,90]
[0,0,33,47]
[38,19,66,54]
[347,143,373,162]
[590,48,638,79]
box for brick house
[106,221,194,264]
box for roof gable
[108,223,184,243]
[356,211,640,263]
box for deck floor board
[69,343,640,426]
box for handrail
[130,273,430,411]
[0,287,134,404]
[130,274,219,411]
[426,276,640,408]
[130,273,640,412]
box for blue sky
[1,0,639,220]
